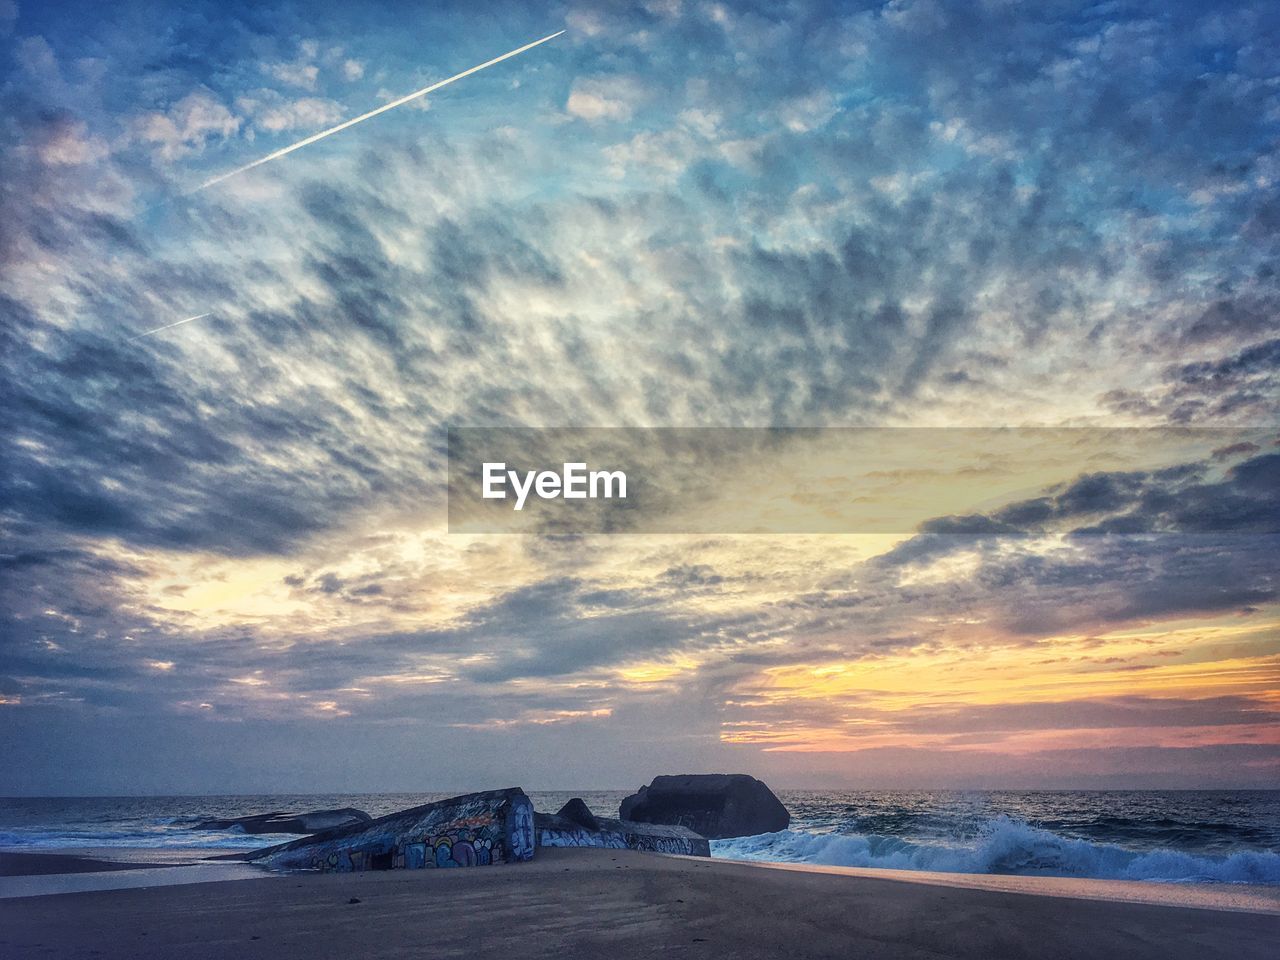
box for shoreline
[692,856,1280,916]
[3,845,1279,914]
[0,849,266,900]
[1,848,1276,959]
[0,851,178,877]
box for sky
[0,0,1277,795]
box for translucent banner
[446,427,1277,535]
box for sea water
[1,790,1276,885]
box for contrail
[195,30,565,192]
[129,313,213,341]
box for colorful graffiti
[246,788,709,873]
[534,807,710,856]
[419,831,497,869]
[303,828,503,872]
[536,825,708,856]
[249,788,533,874]
[508,801,536,862]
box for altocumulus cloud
[1,0,1277,791]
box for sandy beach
[1,847,1276,960]
[0,851,170,877]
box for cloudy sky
[1,0,1277,795]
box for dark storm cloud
[1183,296,1280,345]
[1101,340,1280,425]
[852,524,1278,640]
[757,449,1280,643]
[0,321,380,554]
[878,447,1280,558]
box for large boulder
[619,774,789,839]
[195,807,372,835]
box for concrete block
[246,787,535,872]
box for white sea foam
[0,828,297,850]
[711,816,1280,885]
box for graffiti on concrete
[302,826,503,873]
[510,798,536,862]
[248,788,534,873]
[244,788,710,873]
[537,824,706,854]
[534,808,710,857]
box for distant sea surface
[2,790,1277,885]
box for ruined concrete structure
[536,806,709,856]
[242,788,709,873]
[246,787,536,872]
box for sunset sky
[1,0,1277,794]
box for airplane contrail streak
[129,313,213,341]
[195,30,565,192]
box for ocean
[2,790,1277,885]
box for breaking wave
[0,826,298,850]
[711,816,1280,885]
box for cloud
[266,61,319,89]
[15,34,56,78]
[236,91,345,133]
[28,112,106,166]
[262,39,322,90]
[130,90,241,160]
[1101,339,1280,423]
[1182,296,1280,345]
[566,76,642,122]
[1,0,1278,790]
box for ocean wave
[0,828,298,850]
[711,816,1280,885]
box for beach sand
[1,847,1276,959]
[0,851,173,877]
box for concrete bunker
[245,787,536,873]
[240,788,709,873]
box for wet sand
[0,851,173,877]
[1,847,1276,959]
[0,848,270,900]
